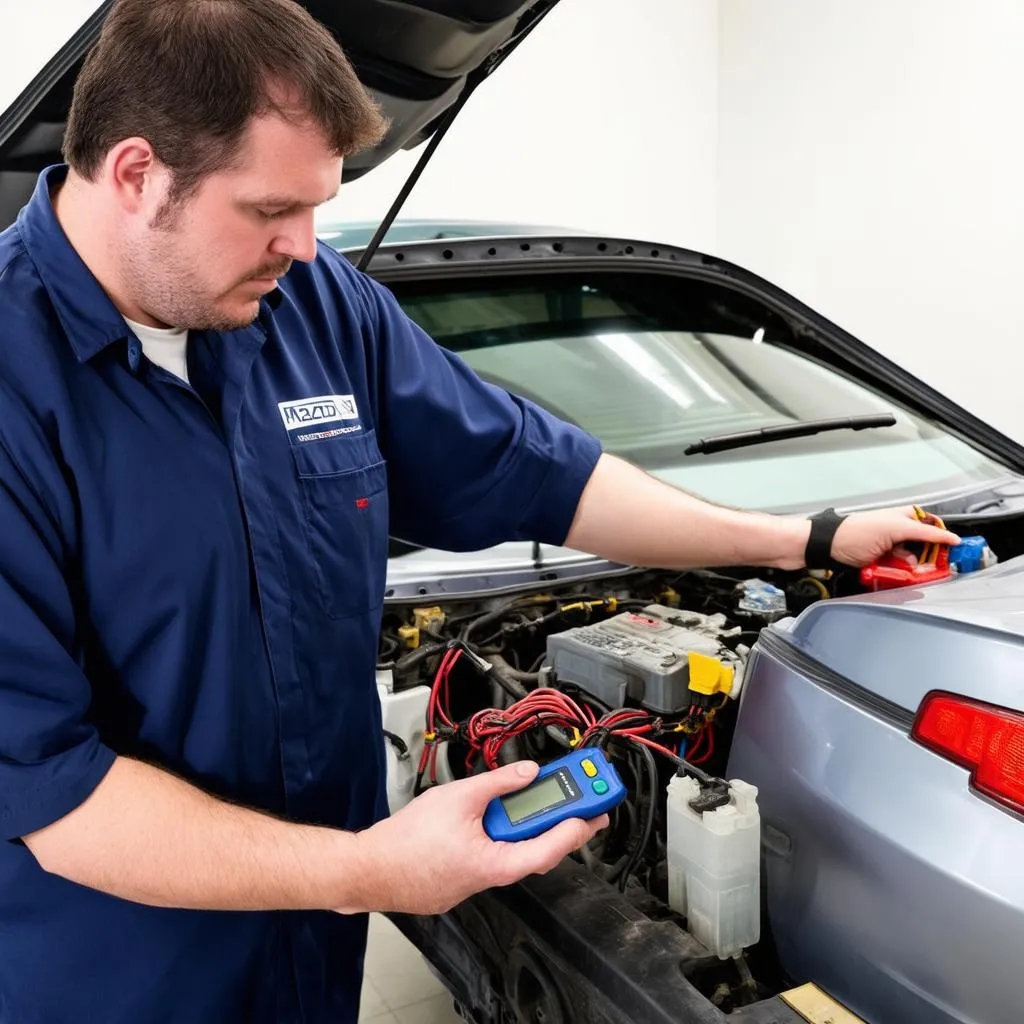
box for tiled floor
[358,913,462,1023]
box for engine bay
[375,526,1001,1012]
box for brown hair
[63,0,388,201]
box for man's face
[122,113,342,331]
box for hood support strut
[355,86,472,273]
[355,0,560,272]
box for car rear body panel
[728,626,1024,1024]
[781,555,1024,714]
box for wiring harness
[418,644,726,780]
[415,640,731,890]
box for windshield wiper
[683,413,897,456]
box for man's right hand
[21,755,605,917]
[342,760,609,916]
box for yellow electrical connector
[673,721,700,735]
[558,598,618,615]
[398,625,420,649]
[413,606,445,633]
[687,652,735,696]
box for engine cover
[546,605,746,714]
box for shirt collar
[16,164,283,365]
[16,164,134,363]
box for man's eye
[256,208,286,221]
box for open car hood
[0,0,560,227]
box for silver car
[6,2,1023,1022]
[346,226,1023,1024]
[730,562,1024,1024]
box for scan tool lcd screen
[500,775,569,824]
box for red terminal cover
[860,547,953,591]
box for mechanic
[0,1,960,1022]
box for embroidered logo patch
[294,426,362,443]
[277,395,358,430]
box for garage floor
[358,913,462,1023]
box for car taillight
[913,692,1024,815]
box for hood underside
[0,0,559,227]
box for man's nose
[270,210,318,263]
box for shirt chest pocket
[291,430,389,620]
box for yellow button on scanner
[580,758,598,778]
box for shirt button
[127,339,141,371]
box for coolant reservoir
[377,678,455,812]
[377,681,430,813]
[666,775,760,959]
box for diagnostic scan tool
[484,747,626,842]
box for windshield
[389,273,1013,513]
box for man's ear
[103,139,168,216]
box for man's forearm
[565,453,810,570]
[23,756,371,913]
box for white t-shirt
[124,316,190,384]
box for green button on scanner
[592,779,609,795]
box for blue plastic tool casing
[948,535,994,574]
[483,746,627,842]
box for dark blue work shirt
[0,166,601,1023]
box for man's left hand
[564,454,965,574]
[829,507,961,568]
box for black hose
[461,593,638,644]
[579,838,627,882]
[618,741,658,892]
[585,798,630,880]
[392,640,449,675]
[382,730,409,760]
[486,655,535,701]
[488,655,540,685]
[462,603,534,642]
[503,598,649,638]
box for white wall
[320,0,720,253]
[717,0,1024,441]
